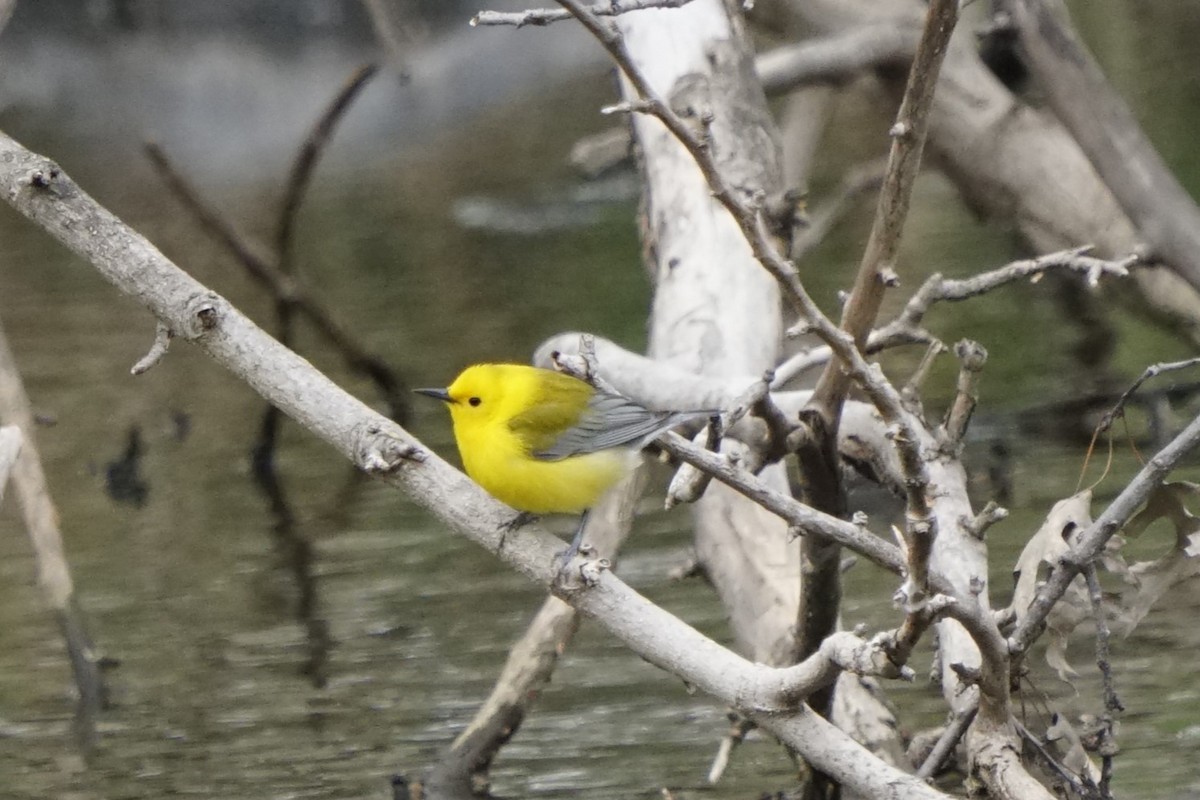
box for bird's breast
[454,421,634,514]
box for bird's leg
[555,508,591,570]
[498,510,539,549]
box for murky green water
[2,3,1200,798]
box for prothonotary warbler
[416,363,701,561]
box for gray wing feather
[534,391,697,461]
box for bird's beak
[414,387,453,403]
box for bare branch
[758,23,920,94]
[473,0,694,28]
[776,247,1133,384]
[1097,356,1200,433]
[707,714,755,785]
[1001,0,1200,294]
[130,320,172,376]
[964,501,1008,540]
[1083,564,1123,715]
[940,339,987,447]
[915,703,977,779]
[808,0,959,422]
[656,431,907,576]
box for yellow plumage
[417,363,684,515]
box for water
[2,2,1200,798]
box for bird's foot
[498,510,539,549]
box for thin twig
[130,319,172,375]
[774,247,1134,385]
[1014,720,1091,797]
[940,340,987,447]
[277,64,378,271]
[963,501,1008,540]
[657,430,908,577]
[1082,563,1121,799]
[1082,565,1122,716]
[472,0,694,28]
[707,714,756,784]
[915,703,978,779]
[881,247,1134,347]
[1097,356,1200,434]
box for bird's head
[415,364,513,429]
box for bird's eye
[468,397,482,407]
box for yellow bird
[416,363,701,560]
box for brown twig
[473,0,694,28]
[792,0,957,694]
[808,0,958,423]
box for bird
[416,363,702,564]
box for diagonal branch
[807,0,958,424]
[1000,0,1200,294]
[472,0,694,28]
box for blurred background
[1,1,1199,797]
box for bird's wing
[522,390,686,461]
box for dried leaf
[1115,482,1200,636]
[1046,713,1102,784]
[1012,492,1095,680]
